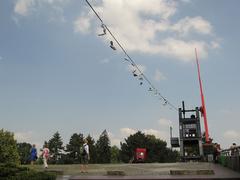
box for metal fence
[219,146,240,172]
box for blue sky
[0,0,239,149]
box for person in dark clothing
[230,143,238,156]
[213,143,221,163]
[80,139,90,173]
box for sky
[0,0,240,150]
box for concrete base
[107,170,126,176]
[170,169,214,175]
[45,169,64,175]
[68,163,240,180]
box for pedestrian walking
[30,144,37,165]
[42,144,50,169]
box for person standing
[216,144,221,161]
[30,144,37,165]
[80,139,90,173]
[230,143,238,156]
[213,143,217,163]
[42,144,50,169]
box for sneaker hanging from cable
[132,70,138,77]
[110,41,116,50]
[98,24,106,36]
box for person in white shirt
[42,144,50,169]
[80,139,90,173]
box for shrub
[0,163,56,180]
[0,129,20,165]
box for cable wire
[85,0,178,111]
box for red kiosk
[135,148,147,162]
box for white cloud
[120,127,168,141]
[154,69,166,82]
[120,128,137,137]
[0,56,2,60]
[223,130,240,139]
[210,41,220,49]
[158,118,172,127]
[14,131,42,150]
[45,0,66,4]
[48,6,66,23]
[158,38,209,62]
[14,131,33,142]
[74,16,92,34]
[143,129,159,136]
[14,0,34,16]
[112,126,172,147]
[100,58,110,64]
[13,0,219,62]
[77,0,219,62]
[143,129,168,140]
[172,16,213,36]
[14,0,69,22]
[180,0,191,2]
[111,138,121,147]
[108,132,121,147]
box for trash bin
[207,154,213,162]
[218,155,223,165]
[220,156,227,167]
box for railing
[218,146,240,172]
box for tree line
[0,129,179,165]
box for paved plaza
[43,162,240,179]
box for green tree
[96,130,111,163]
[0,129,20,164]
[165,149,180,162]
[17,142,32,164]
[86,134,97,163]
[120,131,146,163]
[145,134,168,162]
[111,145,120,163]
[66,133,84,164]
[48,131,64,164]
[120,131,179,163]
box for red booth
[135,148,147,162]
